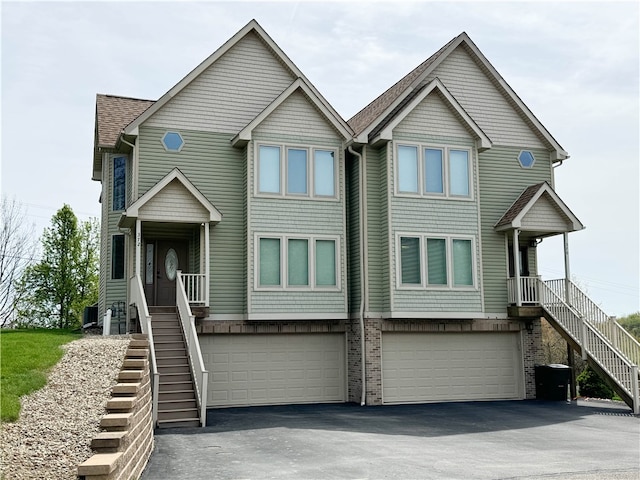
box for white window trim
[394,142,473,200]
[254,233,341,291]
[255,142,339,201]
[396,233,477,290]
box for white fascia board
[231,78,352,147]
[374,78,492,148]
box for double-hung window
[257,144,336,199]
[396,144,471,198]
[398,234,475,289]
[257,235,339,289]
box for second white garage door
[382,332,523,404]
[200,333,346,407]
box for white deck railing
[180,273,207,305]
[176,271,208,427]
[130,275,160,426]
[507,276,540,305]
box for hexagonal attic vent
[161,131,185,152]
[518,150,535,168]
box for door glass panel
[165,248,178,281]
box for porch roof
[494,181,584,237]
[119,168,222,228]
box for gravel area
[1,335,131,480]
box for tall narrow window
[452,239,473,286]
[259,146,281,193]
[397,145,419,193]
[287,239,309,286]
[449,150,470,196]
[400,237,421,285]
[259,238,281,286]
[314,150,335,196]
[287,149,308,195]
[111,235,125,280]
[426,238,447,285]
[315,239,336,286]
[112,156,126,211]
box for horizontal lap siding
[139,180,209,222]
[522,194,572,231]
[138,127,245,314]
[346,154,361,313]
[104,155,127,316]
[425,45,546,149]
[479,146,552,313]
[391,106,481,313]
[249,94,347,315]
[144,32,295,134]
[365,146,387,313]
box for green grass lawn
[0,329,81,423]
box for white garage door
[200,333,346,407]
[382,332,522,404]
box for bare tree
[0,196,37,326]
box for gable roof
[231,78,353,147]
[348,32,568,160]
[93,94,155,181]
[124,19,345,137]
[495,182,584,234]
[119,168,222,228]
[369,78,492,150]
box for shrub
[577,365,614,399]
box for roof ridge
[347,32,463,135]
[96,93,156,103]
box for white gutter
[348,145,366,406]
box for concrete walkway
[141,400,639,479]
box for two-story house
[93,20,640,427]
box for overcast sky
[1,1,638,316]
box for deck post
[205,222,210,308]
[513,229,521,306]
[135,219,142,277]
[580,315,588,360]
[563,232,571,305]
[631,365,639,415]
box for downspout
[348,145,366,406]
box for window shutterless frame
[395,142,472,200]
[255,142,338,200]
[111,234,125,280]
[112,155,127,211]
[255,233,340,291]
[396,233,477,290]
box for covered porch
[119,168,222,312]
[494,181,584,308]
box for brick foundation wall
[364,318,383,405]
[77,335,154,480]
[522,318,544,399]
[347,318,363,403]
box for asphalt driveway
[141,400,639,480]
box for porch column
[513,229,521,306]
[563,232,571,305]
[135,219,142,278]
[205,222,210,307]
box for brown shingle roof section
[96,94,155,148]
[347,34,461,136]
[495,182,547,228]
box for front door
[146,240,188,306]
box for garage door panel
[383,333,522,404]
[201,333,346,407]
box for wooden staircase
[537,280,640,414]
[150,306,201,428]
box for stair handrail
[544,278,640,365]
[176,271,208,427]
[130,274,159,426]
[539,280,639,414]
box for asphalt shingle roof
[495,182,547,228]
[95,94,155,148]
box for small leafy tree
[617,312,640,341]
[577,366,614,399]
[16,205,99,329]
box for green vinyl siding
[138,127,245,314]
[478,146,552,313]
[364,145,388,313]
[346,151,361,313]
